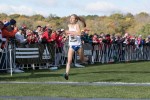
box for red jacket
[41,31,53,43]
[1,28,17,48]
[27,33,38,44]
[56,35,63,47]
[2,27,17,38]
[50,32,58,42]
[92,37,99,44]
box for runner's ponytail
[71,14,86,28]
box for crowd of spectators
[81,30,150,49]
[1,19,150,50]
[0,19,69,50]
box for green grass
[1,61,150,82]
[0,84,150,98]
[0,61,150,98]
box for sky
[0,0,150,17]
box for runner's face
[70,16,76,24]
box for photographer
[0,19,17,72]
[2,19,18,39]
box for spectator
[54,29,65,67]
[26,31,38,44]
[146,35,150,46]
[102,34,112,45]
[0,21,6,49]
[2,19,18,38]
[81,29,92,44]
[50,30,58,42]
[35,25,42,35]
[15,27,27,44]
[41,28,53,43]
[92,33,99,63]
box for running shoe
[63,73,69,80]
[75,63,85,68]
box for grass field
[0,61,150,98]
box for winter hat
[10,19,16,25]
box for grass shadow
[0,71,62,81]
[91,70,150,74]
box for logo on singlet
[70,36,77,42]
